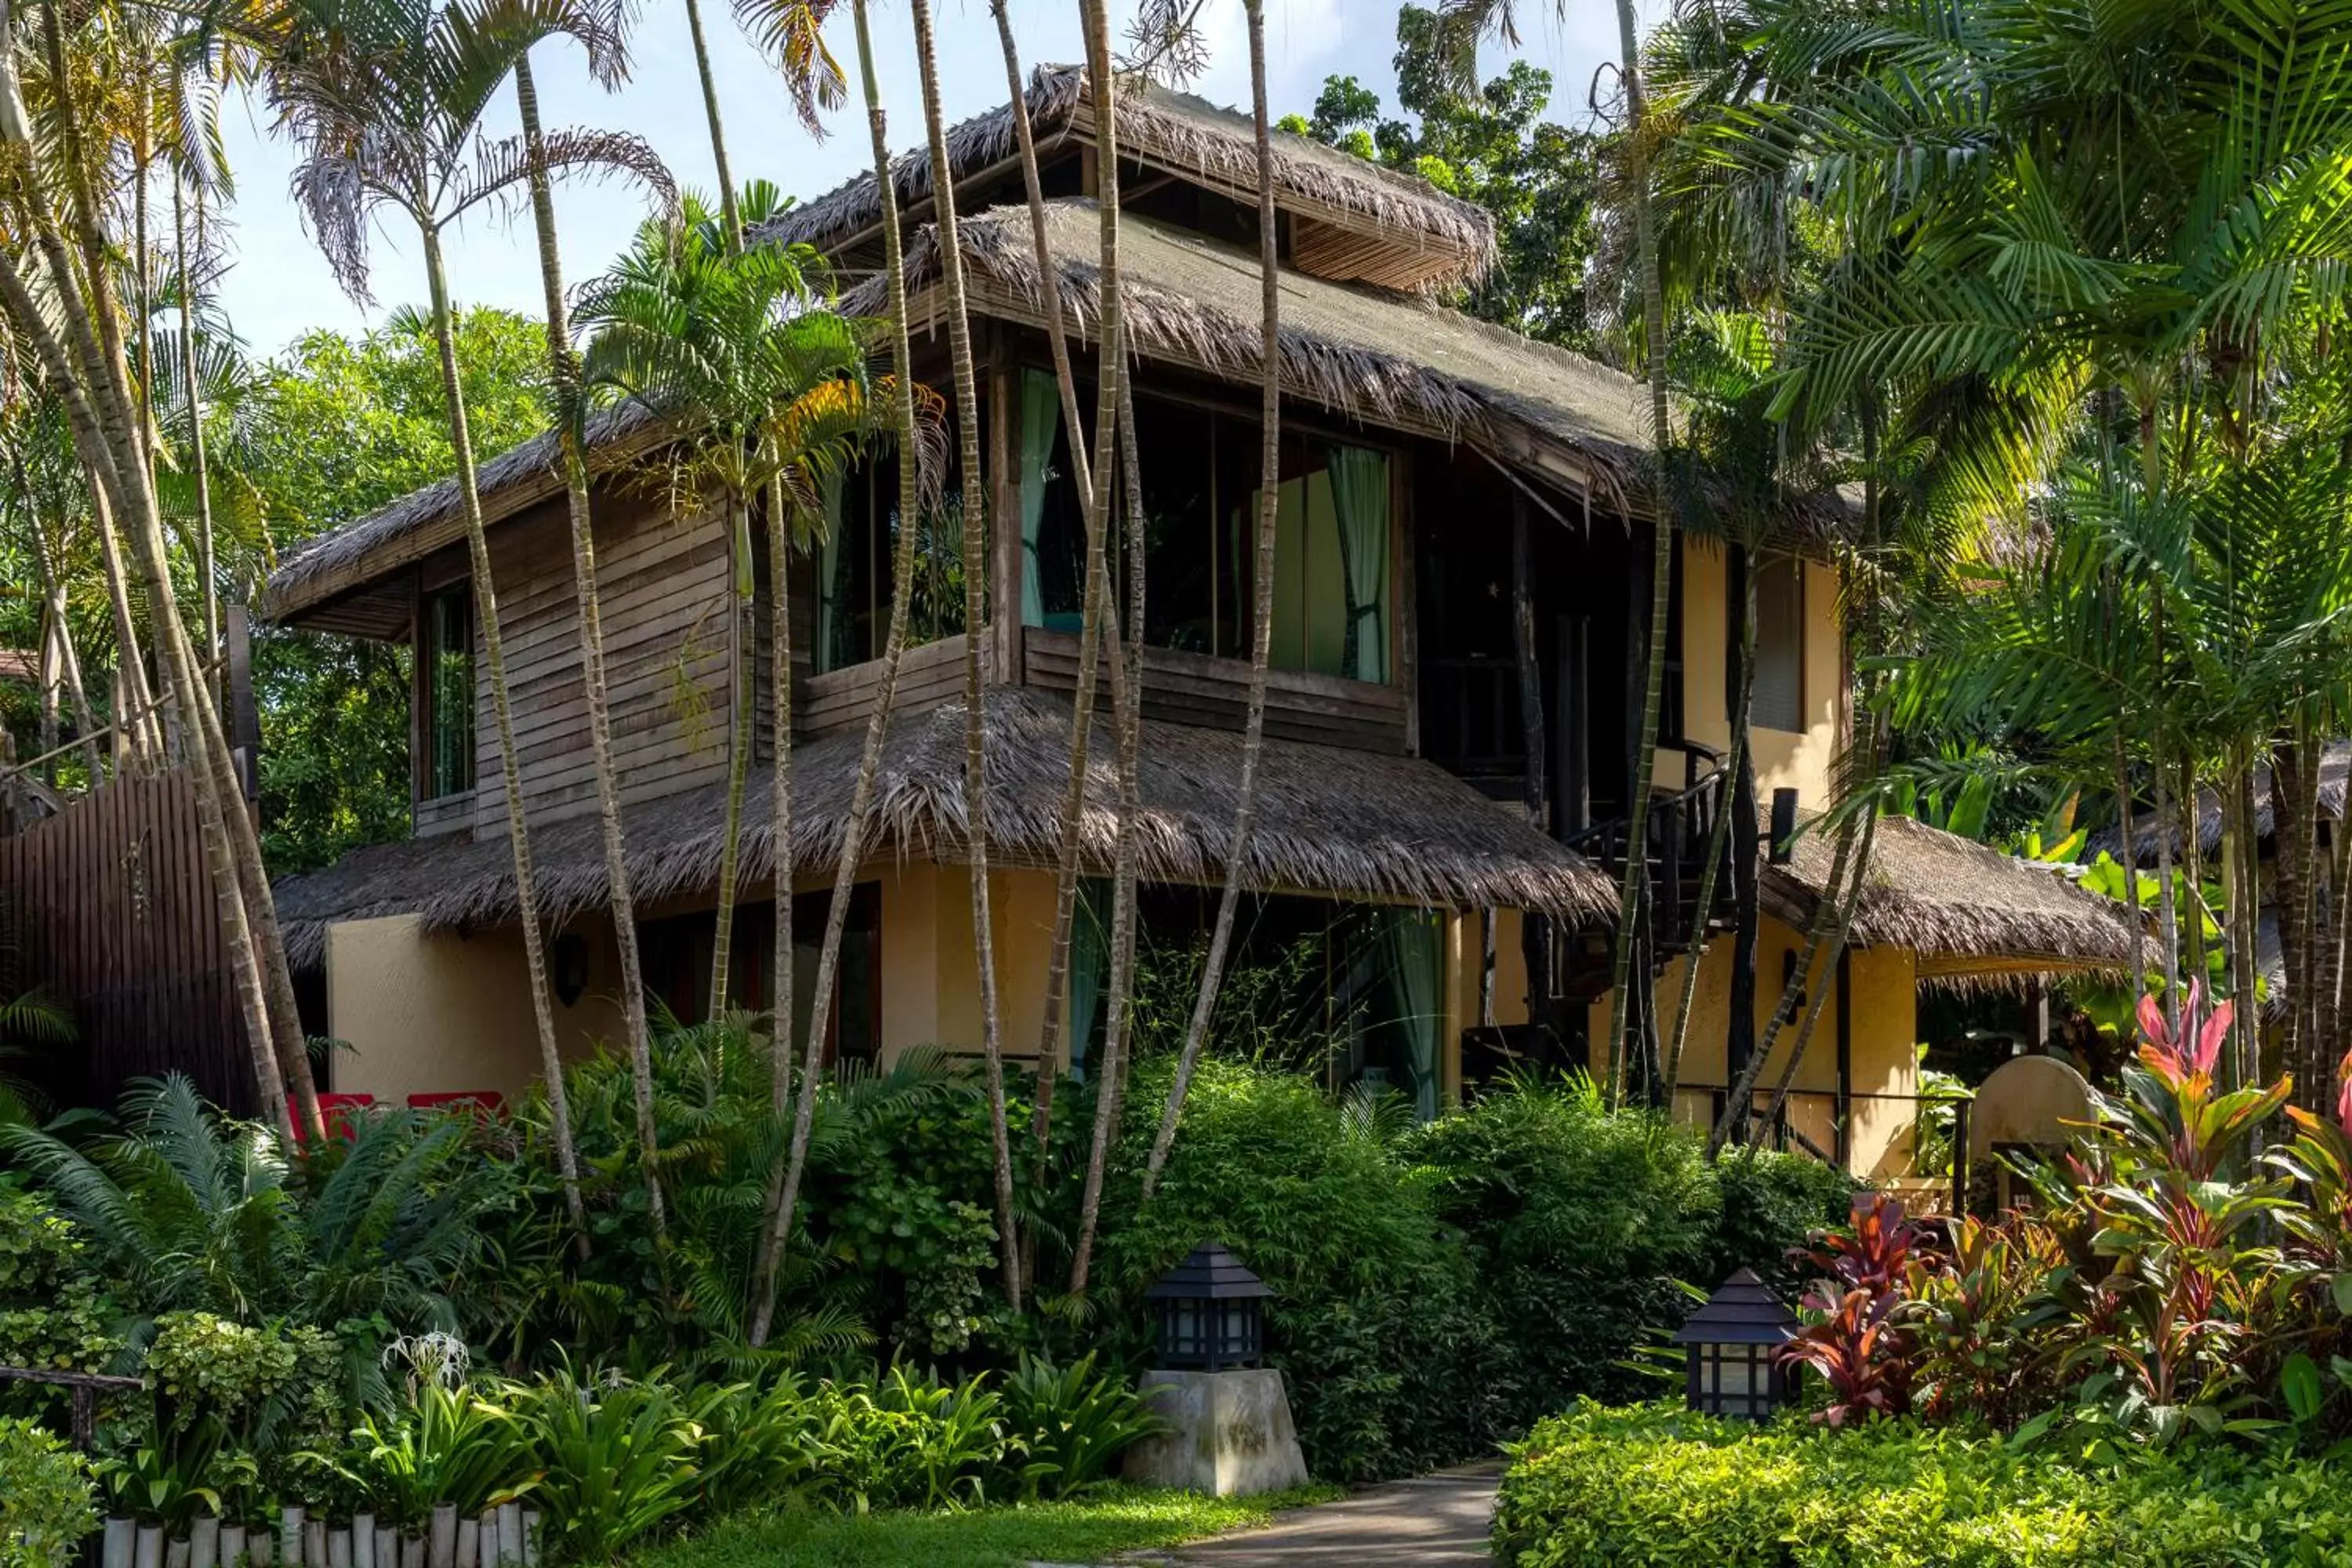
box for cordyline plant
[1780,1192,1927,1425]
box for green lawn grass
[630,1486,1341,1568]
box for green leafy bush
[997,1352,1159,1499]
[0,1188,118,1428]
[1491,1402,2352,1567]
[0,1416,96,1568]
[1095,1061,1849,1481]
[511,1367,704,1564]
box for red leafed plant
[1779,1192,1926,1425]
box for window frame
[1749,552,1807,735]
[415,575,476,801]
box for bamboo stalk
[303,1519,325,1568]
[279,1508,302,1568]
[399,1537,423,1568]
[136,1526,163,1568]
[191,1516,220,1568]
[328,1530,350,1568]
[165,1538,190,1568]
[350,1517,373,1568]
[474,1515,497,1568]
[519,1512,539,1568]
[372,1527,396,1568]
[106,1518,136,1568]
[249,1526,272,1568]
[220,1526,245,1568]
[495,1504,521,1568]
[427,1508,456,1568]
[456,1519,477,1568]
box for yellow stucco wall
[1582,920,1918,1176]
[1679,539,1845,812]
[878,859,1062,1063]
[324,913,624,1104]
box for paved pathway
[1121,1463,1503,1566]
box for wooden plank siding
[797,633,981,739]
[466,487,735,832]
[1022,630,1408,753]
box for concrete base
[1122,1368,1310,1497]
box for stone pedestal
[1122,1367,1308,1496]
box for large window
[1751,554,1806,733]
[814,412,975,673]
[1019,370,1392,682]
[420,583,474,798]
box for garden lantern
[1673,1268,1798,1420]
[1146,1241,1269,1371]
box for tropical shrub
[510,1366,703,1563]
[1094,1059,1849,1481]
[332,1338,539,1530]
[1491,1401,2352,1568]
[0,1416,96,1568]
[997,1352,1159,1500]
[0,1186,117,1428]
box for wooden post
[519,1513,539,1568]
[351,1516,374,1568]
[372,1526,397,1568]
[328,1530,351,1568]
[168,1537,191,1568]
[303,1517,325,1568]
[1834,947,1853,1173]
[428,1507,457,1568]
[495,1504,521,1568]
[456,1519,478,1568]
[136,1526,164,1568]
[474,1515,497,1568]
[399,1537,423,1568]
[106,1519,137,1568]
[1511,491,1555,1048]
[249,1526,273,1567]
[221,1526,246,1568]
[279,1507,303,1568]
[192,1515,220,1568]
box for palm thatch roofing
[757,64,1497,289]
[270,686,1613,966]
[855,196,1653,506]
[2096,741,2350,865]
[1761,811,2134,982]
[260,403,661,622]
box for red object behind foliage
[287,1093,376,1143]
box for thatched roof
[1761,811,2134,978]
[271,686,1613,965]
[858,197,1653,504]
[260,403,662,622]
[758,64,1496,290]
[2097,742,2350,866]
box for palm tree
[985,2,1112,1206]
[269,0,670,1197]
[901,0,1019,1309]
[1139,0,1280,1202]
[747,0,927,1348]
[1066,0,1138,1301]
[508,31,654,1250]
[0,0,311,1137]
[576,184,895,1332]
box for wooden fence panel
[1,768,249,1115]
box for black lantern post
[1672,1268,1798,1420]
[1146,1242,1270,1371]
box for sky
[213,0,1643,358]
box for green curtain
[1069,879,1109,1080]
[1325,443,1390,682]
[1382,908,1442,1120]
[815,470,847,672]
[1018,369,1061,627]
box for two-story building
[264,66,2129,1178]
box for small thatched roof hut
[272,687,1614,967]
[1761,811,2136,987]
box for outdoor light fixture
[1673,1268,1798,1420]
[1146,1241,1270,1371]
